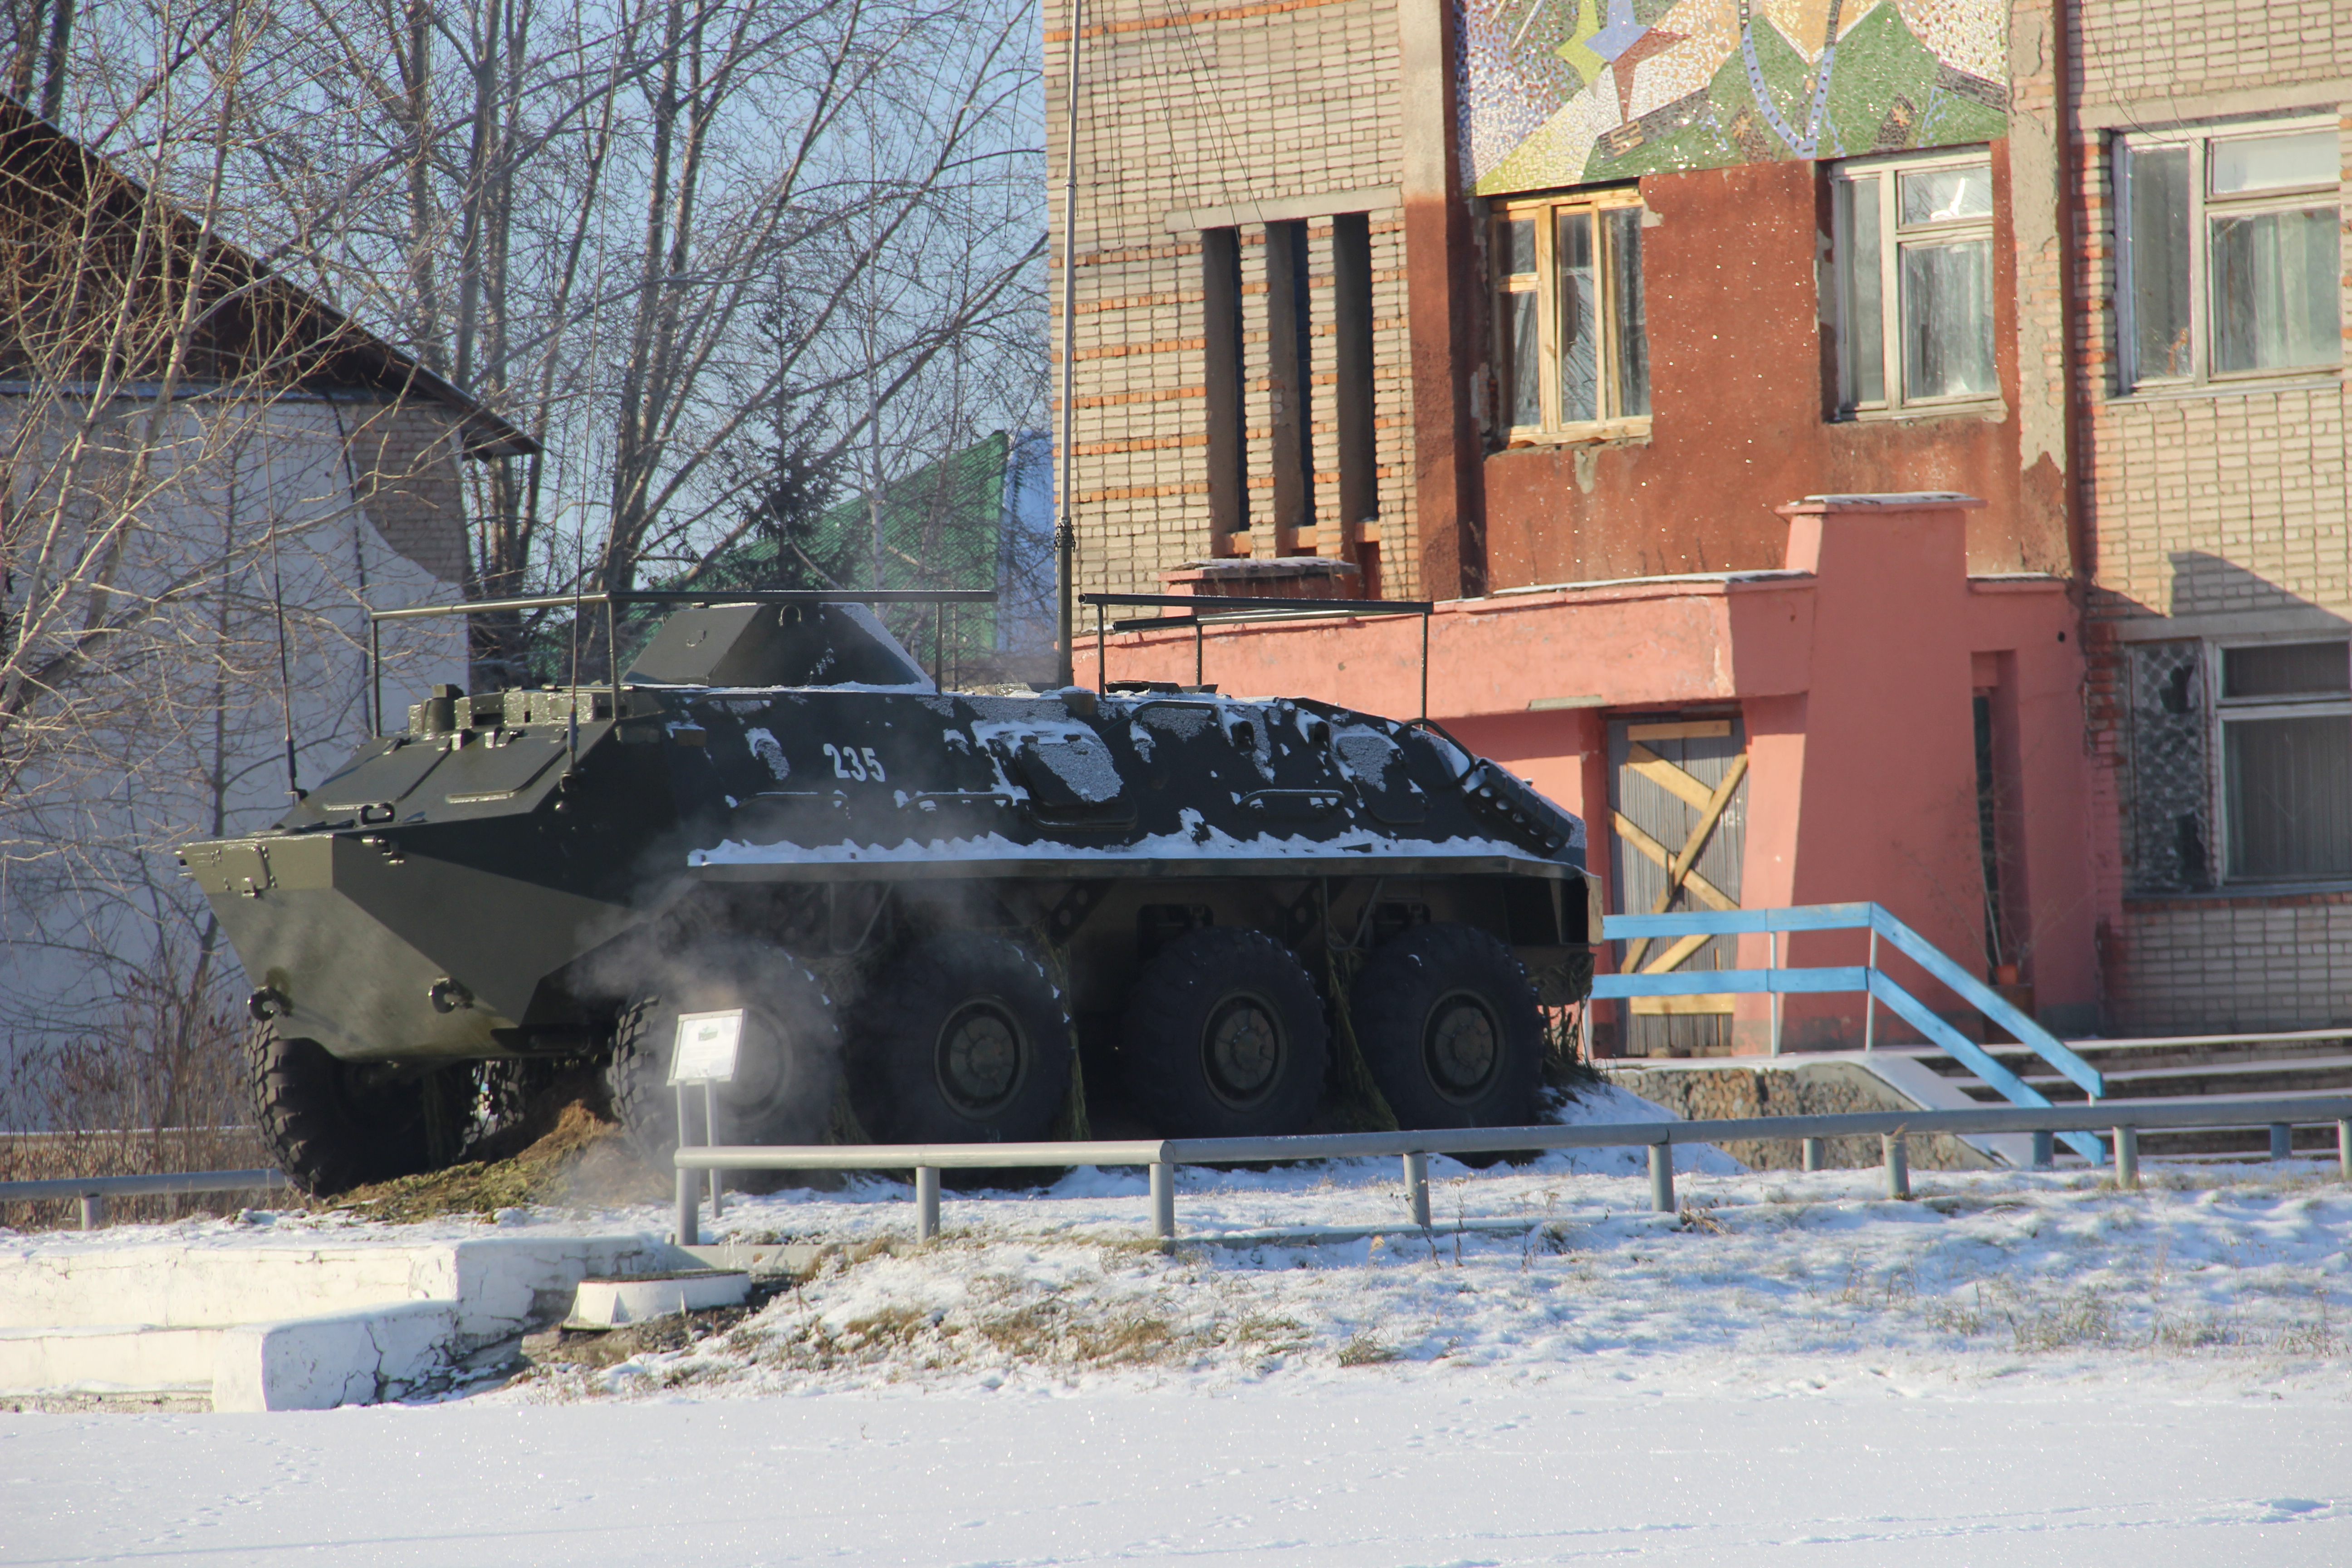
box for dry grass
[321,1101,666,1223]
[520,1300,766,1374]
[1335,1332,1398,1366]
[0,1123,279,1230]
[1,970,268,1232]
[1676,1198,1730,1235]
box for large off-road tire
[244,1017,463,1197]
[847,932,1073,1144]
[1117,927,1328,1139]
[603,938,840,1169]
[1349,922,1544,1130]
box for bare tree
[1,0,1045,1119]
[0,66,466,1082]
[60,0,1044,678]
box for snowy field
[7,1085,2351,1563]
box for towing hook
[428,976,475,1014]
[248,987,289,1022]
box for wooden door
[1606,715,1749,1057]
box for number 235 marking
[823,743,887,782]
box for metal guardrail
[0,1169,289,1230]
[676,1095,2352,1244]
[1594,902,2112,1163]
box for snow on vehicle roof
[685,811,1547,869]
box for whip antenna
[268,521,303,800]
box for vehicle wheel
[1349,922,1543,1130]
[847,932,1073,1144]
[603,939,840,1168]
[1118,927,1328,1139]
[245,1017,463,1197]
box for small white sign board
[668,1009,745,1085]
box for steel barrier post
[2114,1126,2139,1191]
[2031,1131,2054,1170]
[1648,1142,1674,1213]
[1403,1152,1431,1228]
[674,1084,699,1245]
[2270,1122,2293,1162]
[2340,1119,2351,1181]
[78,1193,103,1230]
[915,1166,941,1243]
[1801,1137,1824,1173]
[705,1082,723,1219]
[1150,1160,1176,1240]
[1882,1133,1909,1200]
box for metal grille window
[2118,122,2342,389]
[1494,189,1649,441]
[2127,641,2211,894]
[2217,640,2352,882]
[1830,151,1997,414]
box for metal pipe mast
[1055,0,1084,688]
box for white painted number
[822,743,887,782]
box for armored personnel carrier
[182,594,1593,1194]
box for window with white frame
[1830,149,1997,414]
[2118,122,2343,389]
[1493,189,1649,440]
[2216,640,2352,882]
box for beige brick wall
[1046,0,1417,598]
[2112,895,2352,1034]
[2069,7,2352,1029]
[2083,382,2352,618]
[2071,78,2351,621]
[2074,0,2351,116]
[337,401,471,586]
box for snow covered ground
[10,1386,2351,1564]
[5,1084,2350,1562]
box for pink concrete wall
[1102,496,2098,1050]
[1742,501,2092,1048]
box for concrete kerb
[1,1232,697,1411]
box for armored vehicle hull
[184,599,1593,1192]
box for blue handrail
[1592,902,2107,1163]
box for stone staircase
[1886,1028,2352,1160]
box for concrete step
[1878,1033,2352,1162]
[0,1230,692,1410]
[1607,1048,2350,1168]
[1925,1056,2352,1104]
[1899,1030,2352,1080]
[0,1323,217,1400]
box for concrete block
[564,1270,750,1329]
[214,1301,460,1412]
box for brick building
[1052,1,2351,1047]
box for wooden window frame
[2116,116,2343,394]
[1492,188,1650,445]
[1829,147,1999,418]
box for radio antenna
[1054,0,1084,688]
[267,518,303,800]
[567,527,583,775]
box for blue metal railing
[1592,902,2108,1163]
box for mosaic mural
[1461,0,2008,195]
